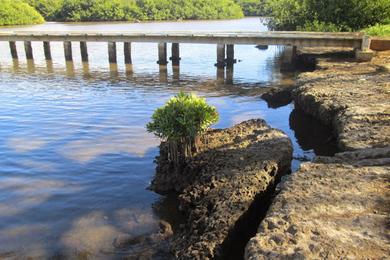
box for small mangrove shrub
[147,92,219,168]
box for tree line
[1,0,389,35]
[0,0,244,25]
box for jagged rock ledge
[151,119,293,259]
[246,50,390,259]
[292,53,390,151]
[245,148,390,259]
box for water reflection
[46,60,54,74]
[159,65,168,83]
[226,66,234,85]
[27,59,35,74]
[172,65,180,82]
[12,59,20,72]
[289,109,338,157]
[109,63,119,79]
[0,17,318,259]
[65,61,75,77]
[82,62,90,78]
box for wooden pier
[0,31,370,67]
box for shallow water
[0,17,336,258]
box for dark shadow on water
[289,108,338,157]
[152,192,186,234]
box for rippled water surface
[0,18,336,258]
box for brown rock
[152,119,293,259]
[245,50,390,260]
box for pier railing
[0,31,368,68]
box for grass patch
[363,24,390,37]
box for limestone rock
[152,119,293,259]
[292,53,390,152]
[246,151,390,259]
[245,50,390,260]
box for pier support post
[9,41,18,59]
[172,66,180,81]
[291,46,298,63]
[355,35,374,62]
[65,60,75,77]
[170,43,180,66]
[63,41,73,61]
[43,41,52,60]
[159,65,168,83]
[27,60,35,73]
[108,42,117,63]
[157,42,168,65]
[226,66,234,84]
[24,41,33,60]
[80,42,88,62]
[226,44,236,66]
[215,44,226,68]
[124,42,132,64]
[217,68,225,82]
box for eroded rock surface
[293,51,390,151]
[152,119,293,259]
[246,50,390,259]
[245,150,390,259]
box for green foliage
[24,0,243,22]
[0,0,44,26]
[235,0,269,16]
[147,92,219,142]
[25,0,63,20]
[56,0,141,22]
[136,0,243,20]
[266,0,390,32]
[147,92,219,166]
[297,20,340,32]
[363,23,390,37]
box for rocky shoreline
[245,50,390,259]
[151,119,293,259]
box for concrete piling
[24,41,33,60]
[63,41,73,61]
[108,42,117,63]
[43,41,52,60]
[157,42,168,65]
[80,42,88,62]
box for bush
[0,0,44,26]
[136,0,243,20]
[32,0,243,22]
[235,0,269,16]
[25,0,63,20]
[266,0,390,32]
[56,0,141,22]
[147,92,219,167]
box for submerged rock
[151,119,293,259]
[111,220,174,259]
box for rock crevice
[151,119,293,259]
[245,50,390,259]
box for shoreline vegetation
[0,0,244,26]
[1,0,389,37]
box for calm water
[0,17,336,259]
